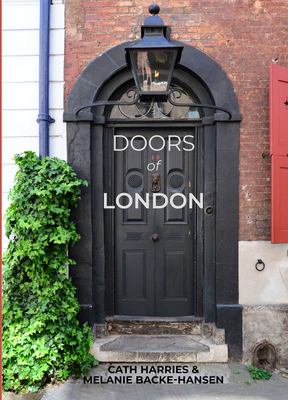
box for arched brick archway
[64,41,243,360]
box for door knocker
[255,259,265,272]
[150,173,161,192]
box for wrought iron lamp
[125,4,183,102]
[75,4,231,119]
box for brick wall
[65,0,288,241]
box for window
[109,84,200,120]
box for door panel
[122,250,147,299]
[163,251,187,298]
[114,128,195,316]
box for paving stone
[229,363,254,384]
[84,362,233,384]
[40,380,279,400]
[4,363,288,399]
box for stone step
[104,317,226,345]
[202,322,226,345]
[106,315,204,336]
[90,334,228,363]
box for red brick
[110,26,132,32]
[96,7,119,13]
[64,0,288,241]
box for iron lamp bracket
[75,88,232,119]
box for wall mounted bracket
[74,88,232,120]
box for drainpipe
[38,0,55,158]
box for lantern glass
[130,48,178,94]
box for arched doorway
[64,41,243,359]
[97,67,212,319]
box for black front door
[112,127,198,316]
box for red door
[270,64,288,243]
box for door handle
[150,234,160,242]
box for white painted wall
[2,1,288,309]
[2,0,66,252]
[239,241,288,304]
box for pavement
[3,363,288,400]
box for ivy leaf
[2,152,96,394]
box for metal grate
[169,174,184,188]
[128,174,142,188]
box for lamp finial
[149,4,160,16]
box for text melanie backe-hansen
[83,365,224,384]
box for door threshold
[106,315,203,323]
[105,315,204,335]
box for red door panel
[270,64,288,243]
[269,64,288,156]
[271,155,288,243]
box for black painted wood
[203,124,216,322]
[216,304,243,361]
[91,124,106,324]
[113,128,195,316]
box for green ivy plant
[246,365,272,380]
[2,152,98,393]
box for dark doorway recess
[111,128,196,317]
[103,117,205,320]
[64,41,243,360]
